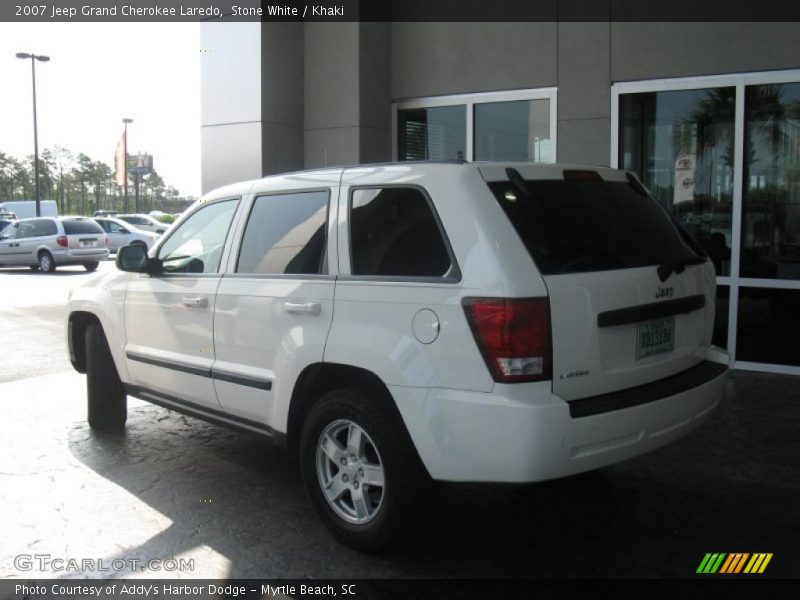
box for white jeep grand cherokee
[66,162,729,549]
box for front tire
[38,251,56,273]
[300,389,427,551]
[85,323,127,431]
[83,261,99,272]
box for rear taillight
[463,297,552,383]
[56,236,68,248]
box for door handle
[181,296,208,308]
[283,301,321,316]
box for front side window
[350,187,454,279]
[158,199,238,274]
[236,191,329,275]
[16,222,35,239]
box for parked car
[0,216,108,272]
[66,162,729,550]
[93,210,119,217]
[116,213,168,235]
[94,216,158,252]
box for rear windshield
[62,220,104,235]
[487,178,701,275]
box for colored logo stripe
[697,553,726,573]
[697,552,773,574]
[719,553,749,573]
[744,553,773,574]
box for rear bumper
[390,357,728,483]
[53,248,109,263]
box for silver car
[0,217,109,272]
[116,214,168,235]
[93,217,158,252]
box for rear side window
[236,191,329,275]
[63,220,104,235]
[349,187,454,279]
[32,219,57,237]
[487,179,700,275]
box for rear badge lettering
[655,286,674,299]
[560,370,590,380]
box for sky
[0,22,201,197]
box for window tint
[350,187,453,278]
[474,99,552,162]
[100,220,127,234]
[158,200,238,274]
[16,222,35,239]
[237,191,329,275]
[31,219,58,237]
[398,106,466,161]
[487,179,701,276]
[62,220,104,235]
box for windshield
[487,178,702,276]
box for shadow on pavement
[66,372,800,578]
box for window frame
[392,87,558,163]
[154,196,241,278]
[345,184,462,284]
[611,68,800,377]
[232,187,332,278]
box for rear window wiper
[506,168,531,199]
[657,255,707,282]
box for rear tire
[300,388,428,551]
[38,251,55,273]
[85,323,127,431]
[83,261,99,272]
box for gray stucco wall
[200,22,262,193]
[202,19,800,191]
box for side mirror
[116,244,162,275]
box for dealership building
[201,20,800,375]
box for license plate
[636,318,675,360]
[80,239,95,248]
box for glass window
[16,221,36,239]
[474,99,551,162]
[736,287,800,366]
[31,219,57,237]
[619,88,735,275]
[158,200,238,274]
[712,285,729,349]
[740,83,800,280]
[487,178,702,275]
[350,187,454,279]
[236,191,329,275]
[62,220,103,235]
[100,220,128,234]
[398,106,466,161]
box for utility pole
[16,52,50,217]
[122,118,133,212]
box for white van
[0,200,58,219]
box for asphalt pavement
[1,261,798,580]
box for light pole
[122,118,133,212]
[16,52,50,217]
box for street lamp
[122,118,133,212]
[16,52,50,217]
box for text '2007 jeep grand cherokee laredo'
[66,162,729,550]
